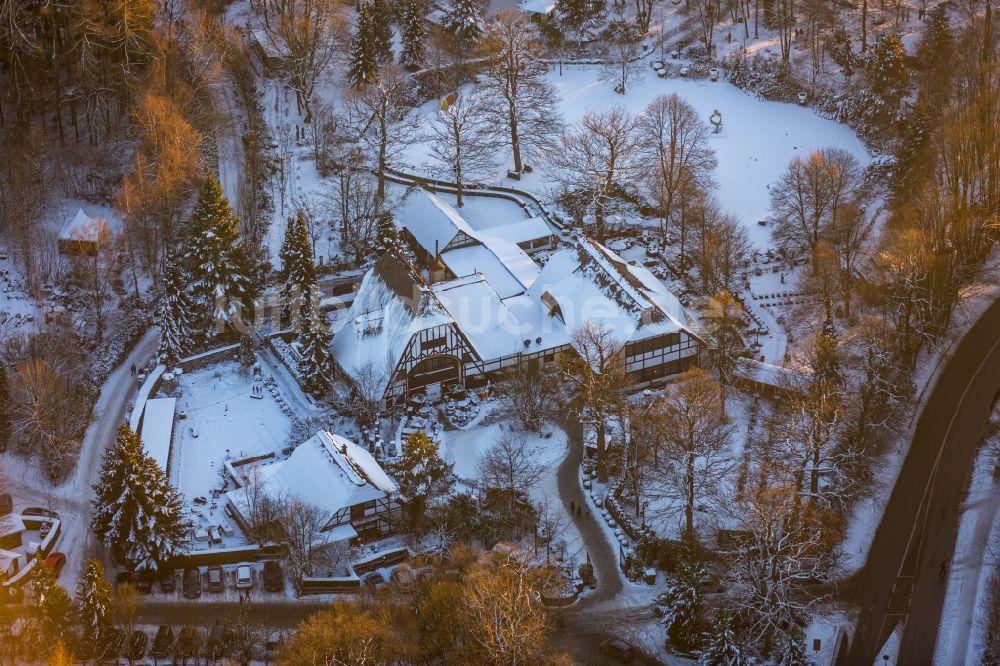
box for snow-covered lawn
[170,360,295,548]
[404,65,871,250]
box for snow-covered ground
[170,360,296,549]
[935,408,1000,666]
[404,65,871,250]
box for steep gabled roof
[398,189,478,257]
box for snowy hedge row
[86,309,153,390]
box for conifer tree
[156,252,193,366]
[296,295,334,396]
[699,614,746,666]
[91,425,189,572]
[375,210,404,257]
[400,0,428,69]
[778,634,809,666]
[182,175,254,328]
[349,2,379,88]
[77,559,114,658]
[386,431,454,530]
[239,333,256,368]
[27,563,74,658]
[371,0,394,65]
[277,214,297,287]
[444,0,484,48]
[281,210,317,325]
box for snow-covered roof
[526,238,700,352]
[399,189,478,257]
[140,397,175,473]
[519,0,557,15]
[58,208,117,244]
[0,514,25,539]
[440,240,537,299]
[479,216,554,246]
[433,275,526,360]
[0,548,20,572]
[332,254,454,393]
[228,431,395,528]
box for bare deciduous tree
[639,94,717,257]
[427,88,499,207]
[562,323,627,482]
[650,369,734,541]
[265,0,346,122]
[478,431,544,499]
[550,107,641,241]
[478,12,563,173]
[504,358,558,431]
[348,65,421,201]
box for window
[422,335,446,352]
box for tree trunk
[510,110,523,173]
[596,418,608,482]
[685,451,695,539]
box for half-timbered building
[332,190,704,406]
[225,431,399,543]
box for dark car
[599,638,635,663]
[182,567,201,599]
[101,627,124,659]
[151,625,174,659]
[174,626,196,661]
[135,570,154,594]
[363,572,387,592]
[125,629,148,660]
[0,494,12,517]
[159,569,176,593]
[263,560,284,592]
[206,565,225,592]
[20,507,59,519]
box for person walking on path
[130,363,136,377]
[570,500,576,516]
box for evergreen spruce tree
[276,214,297,287]
[653,562,704,649]
[400,0,428,69]
[239,333,256,368]
[0,363,10,452]
[281,210,317,326]
[386,431,455,530]
[699,614,747,666]
[182,175,254,328]
[858,32,908,127]
[296,295,334,396]
[375,210,404,257]
[778,634,809,666]
[156,252,194,366]
[349,2,379,88]
[77,559,114,658]
[444,0,484,48]
[371,0,394,64]
[28,563,74,657]
[91,425,189,572]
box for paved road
[846,296,1000,664]
[4,329,160,588]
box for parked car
[174,626,196,661]
[135,571,154,594]
[151,625,174,659]
[263,560,284,592]
[390,566,415,593]
[0,494,12,517]
[159,569,176,593]
[599,638,635,663]
[182,567,201,599]
[363,572,388,592]
[44,552,66,578]
[235,563,254,589]
[207,565,225,592]
[114,570,134,593]
[125,629,148,660]
[20,507,58,519]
